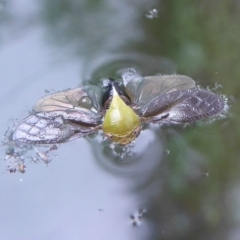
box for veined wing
[12,112,101,144]
[141,88,226,123]
[13,86,104,144]
[125,75,195,110]
[34,86,103,113]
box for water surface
[1,1,240,240]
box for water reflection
[40,0,146,55]
[82,53,176,85]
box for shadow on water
[1,0,240,240]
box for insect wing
[83,85,104,112]
[13,86,104,144]
[34,87,102,113]
[12,112,99,144]
[142,88,226,123]
[125,75,196,110]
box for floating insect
[11,75,227,145]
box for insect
[11,75,227,145]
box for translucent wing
[83,85,103,113]
[12,112,101,144]
[141,88,226,124]
[125,75,196,110]
[34,86,103,113]
[12,86,103,144]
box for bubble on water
[145,9,159,19]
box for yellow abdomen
[102,93,140,145]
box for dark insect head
[102,78,131,109]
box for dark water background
[1,0,240,239]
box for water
[1,0,240,240]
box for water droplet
[145,9,159,19]
[79,96,92,108]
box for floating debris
[204,172,210,177]
[4,149,26,174]
[145,9,159,19]
[2,130,58,173]
[130,209,147,227]
[17,162,26,173]
[165,149,170,156]
[34,147,49,162]
[30,145,58,165]
[213,82,223,91]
